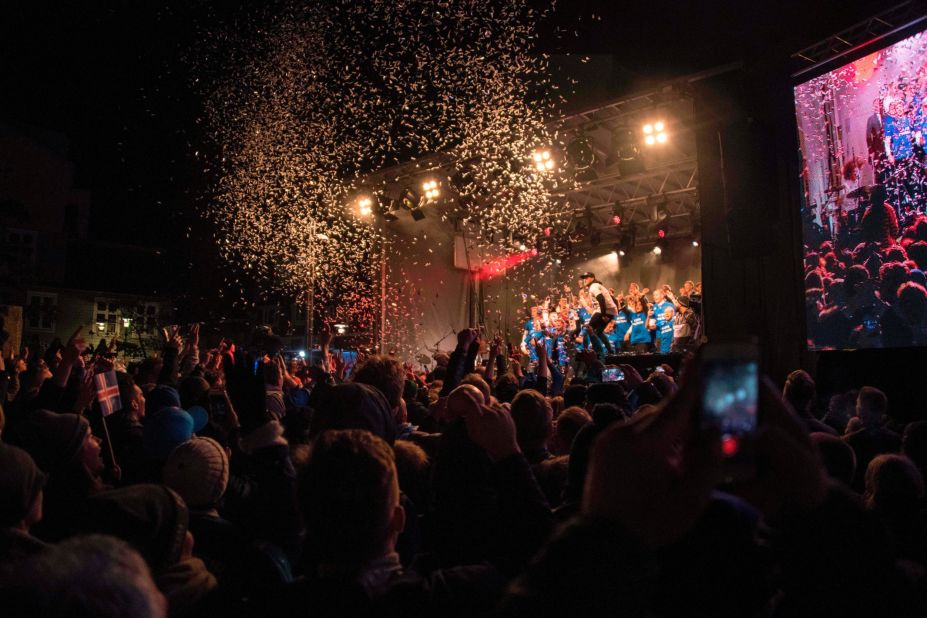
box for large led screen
[795,29,927,350]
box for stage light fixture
[532,148,555,172]
[657,228,666,239]
[421,179,441,203]
[644,120,668,146]
[652,245,662,255]
[611,202,622,226]
[400,187,420,210]
[692,240,700,247]
[610,250,618,257]
[619,250,626,257]
[356,195,373,217]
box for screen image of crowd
[4,273,927,616]
[796,28,927,350]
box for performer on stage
[651,287,676,354]
[580,272,618,358]
[623,291,652,354]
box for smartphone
[602,366,625,382]
[208,390,229,420]
[700,343,759,477]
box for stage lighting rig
[611,202,622,226]
[356,195,373,218]
[612,126,644,176]
[532,148,556,172]
[643,120,668,146]
[421,179,441,203]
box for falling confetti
[193,0,572,345]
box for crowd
[1,318,927,617]
[804,184,927,349]
[521,275,702,364]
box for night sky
[0,0,891,308]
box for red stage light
[543,227,552,237]
[721,434,740,457]
[611,215,621,225]
[657,229,666,239]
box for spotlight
[657,228,666,239]
[555,258,562,264]
[334,323,348,335]
[611,202,622,226]
[421,179,441,203]
[652,246,662,255]
[532,148,555,172]
[619,250,626,256]
[519,243,527,251]
[298,350,306,358]
[356,195,373,217]
[644,120,668,146]
[610,250,618,257]
[692,240,700,247]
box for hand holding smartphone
[700,343,759,480]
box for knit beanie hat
[9,410,89,473]
[309,382,397,445]
[146,385,182,416]
[143,407,194,461]
[0,443,46,527]
[163,437,229,510]
[75,484,189,573]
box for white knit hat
[163,437,229,510]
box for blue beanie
[146,385,182,416]
[143,406,194,461]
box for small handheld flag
[94,370,123,417]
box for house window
[131,302,160,333]
[25,292,57,332]
[93,298,119,336]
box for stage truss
[359,81,700,252]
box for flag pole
[100,412,117,469]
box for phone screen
[602,367,624,382]
[701,358,758,457]
[208,392,228,419]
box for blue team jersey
[629,311,650,345]
[884,113,914,159]
[653,301,675,328]
[614,311,631,339]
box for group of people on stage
[520,273,703,364]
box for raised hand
[73,369,96,413]
[317,323,334,349]
[63,325,87,362]
[583,372,721,548]
[457,327,477,350]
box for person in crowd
[782,369,836,435]
[0,443,48,561]
[0,534,167,618]
[844,386,903,491]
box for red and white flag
[94,371,122,417]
